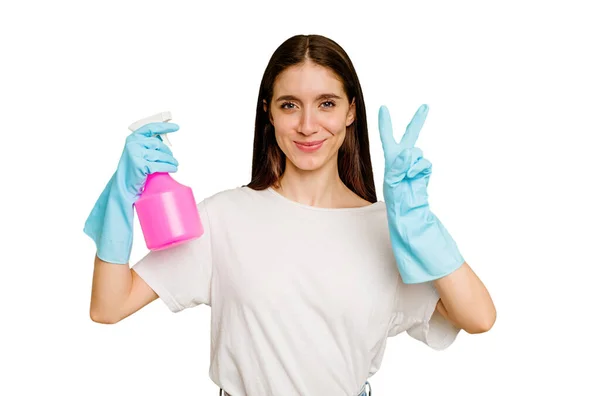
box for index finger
[133,122,180,136]
[378,105,397,150]
[399,104,428,149]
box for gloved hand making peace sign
[379,104,464,284]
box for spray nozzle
[128,111,173,146]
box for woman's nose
[297,108,319,135]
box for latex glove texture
[83,122,179,264]
[379,104,464,283]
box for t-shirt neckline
[265,187,383,213]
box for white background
[1,0,599,395]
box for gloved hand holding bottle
[83,122,180,264]
[378,104,464,284]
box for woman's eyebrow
[275,93,342,102]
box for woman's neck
[274,158,362,208]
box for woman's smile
[294,139,326,152]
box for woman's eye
[280,101,335,110]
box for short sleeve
[388,274,460,350]
[132,199,213,312]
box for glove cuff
[95,234,134,264]
[385,195,464,284]
[84,177,135,265]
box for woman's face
[265,61,355,172]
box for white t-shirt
[133,186,460,396]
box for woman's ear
[263,99,274,123]
[346,98,356,126]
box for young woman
[85,34,496,396]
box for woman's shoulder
[200,185,269,208]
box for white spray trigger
[128,111,173,146]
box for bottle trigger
[128,111,173,146]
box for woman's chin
[289,156,327,172]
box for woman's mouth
[294,139,325,153]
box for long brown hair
[246,34,377,203]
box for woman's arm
[90,254,158,324]
[434,262,496,334]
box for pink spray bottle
[128,111,204,251]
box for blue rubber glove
[378,104,464,284]
[83,122,180,264]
